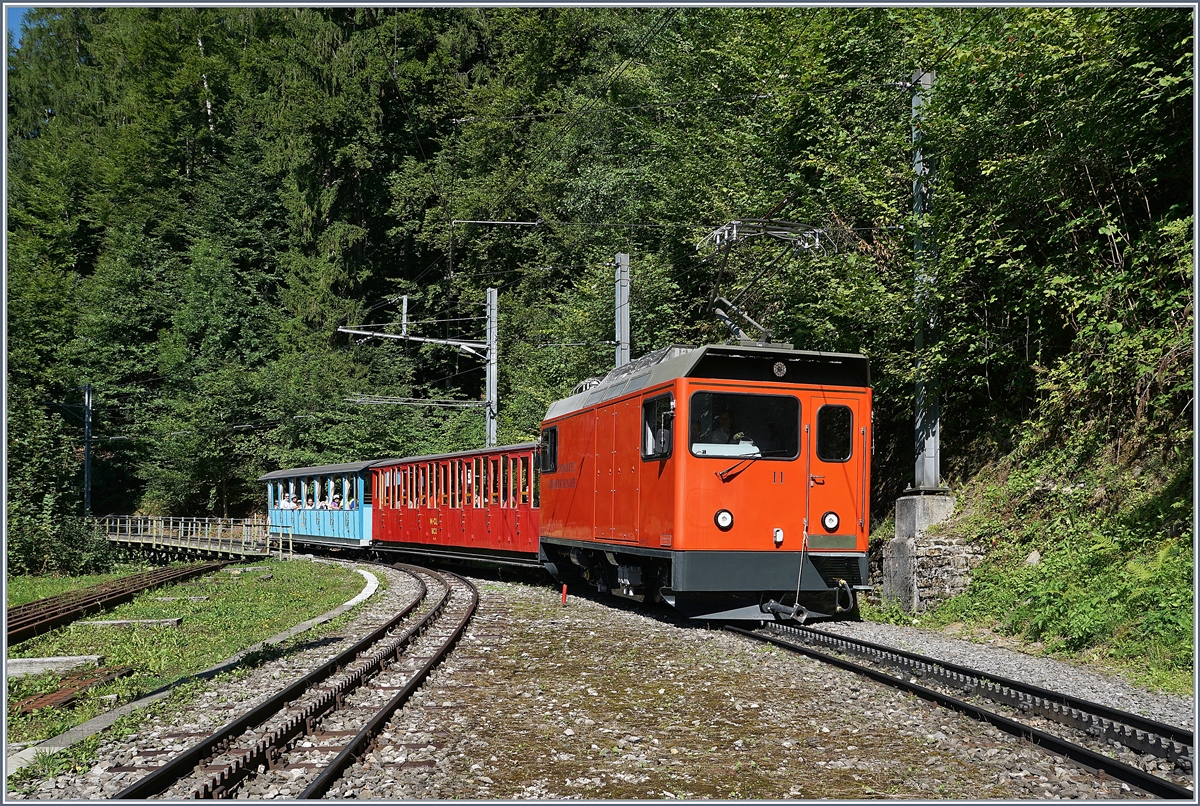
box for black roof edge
[257,443,540,482]
[258,460,377,482]
[369,442,538,468]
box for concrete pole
[485,287,498,448]
[615,253,630,368]
[912,69,940,491]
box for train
[260,342,872,622]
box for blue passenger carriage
[259,461,374,548]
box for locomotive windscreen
[689,392,800,458]
[688,349,869,387]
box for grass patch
[6,558,366,743]
[876,424,1193,694]
[6,563,155,607]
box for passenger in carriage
[331,494,342,510]
[279,493,296,510]
[345,497,358,510]
[305,496,315,509]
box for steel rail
[192,564,456,798]
[7,563,221,625]
[372,543,543,569]
[194,564,458,799]
[6,562,227,644]
[727,626,1193,800]
[300,568,479,798]
[113,565,430,800]
[777,623,1193,763]
[9,565,205,623]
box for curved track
[727,623,1193,800]
[111,563,476,800]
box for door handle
[810,475,825,486]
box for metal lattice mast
[338,287,500,449]
[485,287,499,447]
[83,383,92,516]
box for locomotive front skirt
[261,343,873,622]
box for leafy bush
[925,424,1193,691]
[7,502,118,577]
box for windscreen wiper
[716,449,790,481]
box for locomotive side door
[610,397,640,543]
[802,392,869,551]
[593,403,617,540]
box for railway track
[6,562,228,645]
[727,623,1194,800]
[112,563,477,800]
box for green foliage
[6,512,118,577]
[923,423,1193,691]
[922,8,1193,477]
[859,598,919,627]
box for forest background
[6,7,1194,686]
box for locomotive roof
[543,343,870,421]
[258,443,540,481]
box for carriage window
[471,458,482,508]
[501,458,511,507]
[642,394,674,459]
[689,391,800,459]
[539,427,558,473]
[817,405,853,462]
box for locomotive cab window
[816,405,853,462]
[689,391,799,459]
[539,427,558,473]
[642,394,674,459]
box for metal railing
[100,516,291,559]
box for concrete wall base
[880,493,978,613]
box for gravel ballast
[7,573,1193,800]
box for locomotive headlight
[821,511,840,532]
[714,509,734,531]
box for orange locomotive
[536,343,872,621]
[270,343,872,622]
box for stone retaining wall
[874,494,986,613]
